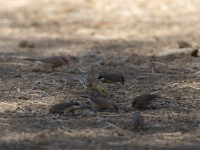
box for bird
[24,56,68,71]
[73,75,108,95]
[49,102,85,116]
[131,111,144,131]
[132,94,161,109]
[98,72,125,85]
[80,95,119,112]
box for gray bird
[80,95,119,112]
[49,102,85,115]
[131,111,144,131]
[132,94,161,109]
[98,72,125,85]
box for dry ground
[0,0,200,149]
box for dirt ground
[0,0,200,149]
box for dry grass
[0,0,200,149]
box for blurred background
[0,0,200,57]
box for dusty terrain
[0,0,200,149]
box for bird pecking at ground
[98,72,125,85]
[132,94,161,109]
[49,102,86,117]
[80,95,119,113]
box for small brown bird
[132,94,160,109]
[49,102,85,116]
[73,75,108,95]
[98,72,125,85]
[131,111,144,131]
[80,95,119,112]
[24,56,68,71]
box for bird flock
[24,55,163,131]
[24,56,163,132]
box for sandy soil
[0,0,200,149]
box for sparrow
[49,102,85,116]
[98,72,125,85]
[80,95,119,112]
[132,94,161,109]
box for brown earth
[0,0,200,149]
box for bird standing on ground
[80,95,119,112]
[131,111,144,131]
[98,72,125,85]
[73,75,108,95]
[49,102,85,116]
[24,56,68,71]
[132,94,161,109]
